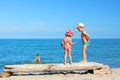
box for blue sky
[0,0,120,39]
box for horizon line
[0,38,120,39]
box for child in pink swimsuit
[61,30,76,65]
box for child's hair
[36,53,40,56]
[65,34,71,37]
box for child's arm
[61,39,64,47]
[34,57,36,62]
[71,41,77,45]
[70,38,77,45]
[83,31,90,42]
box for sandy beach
[0,68,119,80]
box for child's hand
[88,40,90,43]
[61,44,64,47]
[73,41,77,44]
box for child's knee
[82,50,86,53]
[68,54,71,57]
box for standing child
[61,30,76,65]
[76,23,90,62]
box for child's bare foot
[64,62,66,65]
[70,62,72,64]
[80,60,87,63]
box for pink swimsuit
[63,37,72,51]
[64,45,71,51]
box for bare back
[63,36,71,47]
[81,32,89,43]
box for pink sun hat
[65,29,74,36]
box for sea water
[0,39,120,72]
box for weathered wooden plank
[4,62,104,73]
[93,65,112,74]
[0,72,13,78]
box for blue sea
[0,39,120,72]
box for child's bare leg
[64,50,67,65]
[68,49,72,64]
[81,45,87,62]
